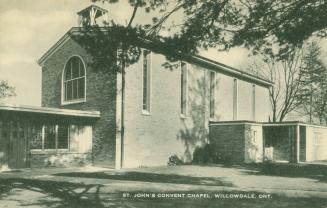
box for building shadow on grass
[1,177,327,208]
[217,162,327,183]
[54,171,234,187]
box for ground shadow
[0,176,327,208]
[54,171,234,187]
[0,178,106,208]
[213,162,327,183]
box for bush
[167,154,184,166]
[192,144,220,164]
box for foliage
[0,80,16,99]
[71,25,144,73]
[70,0,327,74]
[89,0,327,63]
[296,42,327,124]
[192,144,220,164]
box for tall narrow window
[181,62,187,116]
[233,78,238,120]
[142,50,151,112]
[209,71,216,119]
[252,84,256,121]
[63,56,86,102]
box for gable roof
[38,27,273,87]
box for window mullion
[70,61,73,79]
[77,79,79,99]
[41,125,45,150]
[65,82,67,101]
[55,125,58,150]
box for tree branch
[127,1,140,28]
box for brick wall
[122,52,209,168]
[40,36,271,168]
[209,122,264,164]
[41,38,117,167]
[121,50,271,168]
[209,124,245,163]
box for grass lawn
[0,163,326,208]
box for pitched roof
[77,5,108,17]
[38,27,273,87]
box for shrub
[192,144,220,164]
[167,154,184,166]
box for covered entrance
[263,122,327,163]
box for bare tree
[247,50,304,122]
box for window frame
[141,50,152,115]
[180,62,188,118]
[252,84,256,121]
[233,78,238,120]
[61,55,87,106]
[30,124,70,153]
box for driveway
[0,163,326,208]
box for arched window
[63,56,86,102]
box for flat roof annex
[0,103,100,118]
[37,27,273,87]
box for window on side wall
[209,71,216,119]
[181,62,188,117]
[233,78,238,120]
[30,124,69,150]
[63,56,86,104]
[142,50,151,113]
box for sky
[0,0,326,106]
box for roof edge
[37,27,273,86]
[190,55,273,87]
[0,103,100,118]
[37,30,72,66]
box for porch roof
[0,103,100,118]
